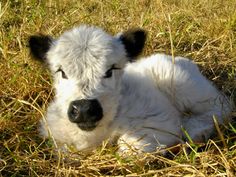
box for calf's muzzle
[68,99,103,131]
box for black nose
[68,99,103,130]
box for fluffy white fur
[30,25,233,154]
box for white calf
[29,25,233,154]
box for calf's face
[29,25,146,131]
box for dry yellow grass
[0,0,236,176]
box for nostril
[88,100,103,120]
[71,105,80,116]
[68,102,81,123]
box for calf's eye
[56,67,68,79]
[104,68,113,78]
[103,65,121,79]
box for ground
[0,0,236,176]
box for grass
[0,0,236,176]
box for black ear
[119,28,146,60]
[28,35,52,62]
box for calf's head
[29,25,146,131]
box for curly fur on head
[29,25,233,154]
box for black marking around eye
[56,67,68,79]
[103,64,121,78]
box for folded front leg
[117,127,182,155]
